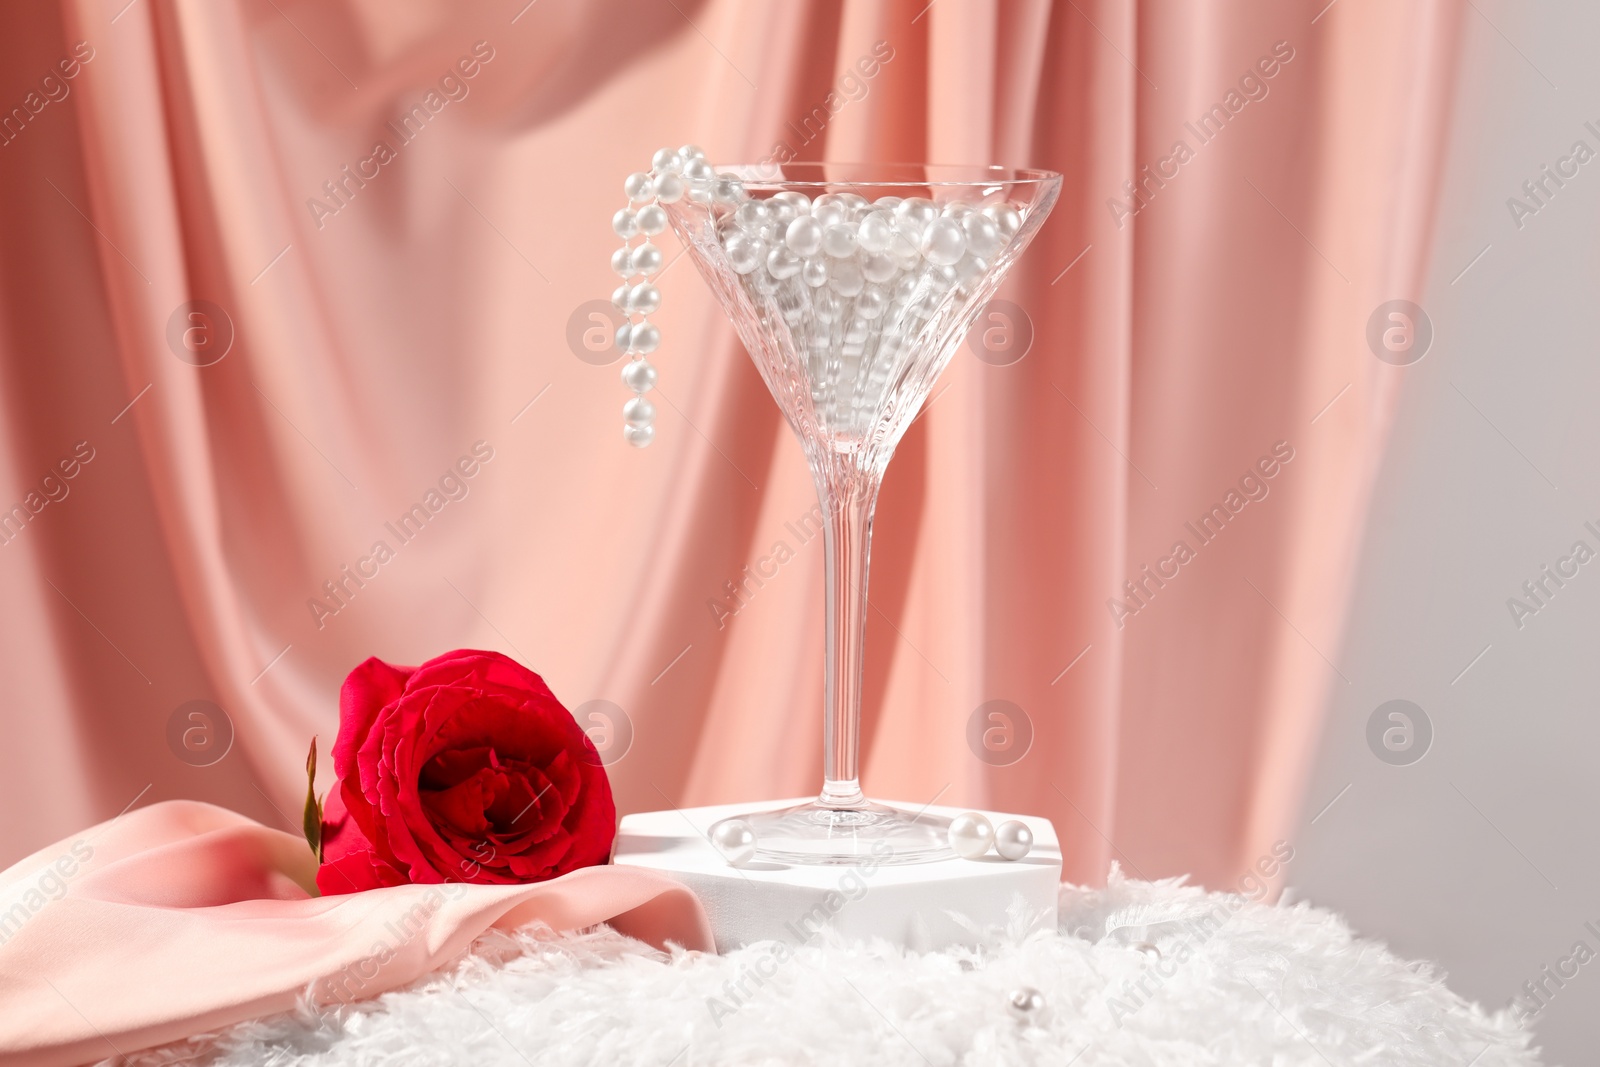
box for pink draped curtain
[0,0,1460,890]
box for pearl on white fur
[710,818,757,867]
[994,820,1033,861]
[1006,986,1047,1025]
[947,812,994,859]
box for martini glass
[665,163,1061,864]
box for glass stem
[816,472,879,809]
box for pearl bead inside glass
[922,217,967,265]
[785,217,823,257]
[801,258,829,288]
[621,359,657,393]
[947,812,994,859]
[725,232,763,274]
[822,224,859,258]
[994,820,1033,861]
[984,202,1023,237]
[767,246,802,280]
[963,213,1003,258]
[710,818,758,867]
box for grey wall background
[1287,2,1600,1065]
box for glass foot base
[741,800,953,866]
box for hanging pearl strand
[611,145,712,448]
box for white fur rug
[115,868,1543,1066]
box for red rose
[316,650,615,895]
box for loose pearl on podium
[710,818,757,867]
[994,820,1033,860]
[947,812,994,859]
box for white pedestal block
[614,798,1060,953]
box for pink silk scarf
[0,801,713,1067]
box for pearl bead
[857,211,894,254]
[624,423,655,448]
[963,213,1004,257]
[652,147,682,172]
[984,202,1022,237]
[874,196,904,213]
[862,252,897,284]
[724,232,762,274]
[813,200,848,229]
[947,812,994,859]
[628,282,661,315]
[654,173,685,204]
[630,321,661,354]
[621,359,657,393]
[1006,987,1047,1025]
[822,224,858,258]
[735,201,771,231]
[713,177,746,204]
[772,190,811,215]
[922,217,967,265]
[624,396,656,427]
[614,322,633,352]
[709,818,757,867]
[813,289,840,323]
[679,143,706,162]
[830,259,864,297]
[612,209,638,239]
[855,288,887,320]
[684,159,714,183]
[942,200,974,218]
[766,246,802,280]
[631,242,663,275]
[994,820,1033,860]
[895,197,937,234]
[801,258,828,288]
[624,171,653,203]
[611,247,633,277]
[785,217,823,257]
[636,204,668,236]
[893,276,919,304]
[611,284,631,311]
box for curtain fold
[0,0,1460,892]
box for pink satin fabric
[0,0,1461,907]
[0,801,712,1067]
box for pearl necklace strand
[610,149,1026,447]
[611,144,747,448]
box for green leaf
[302,736,322,863]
